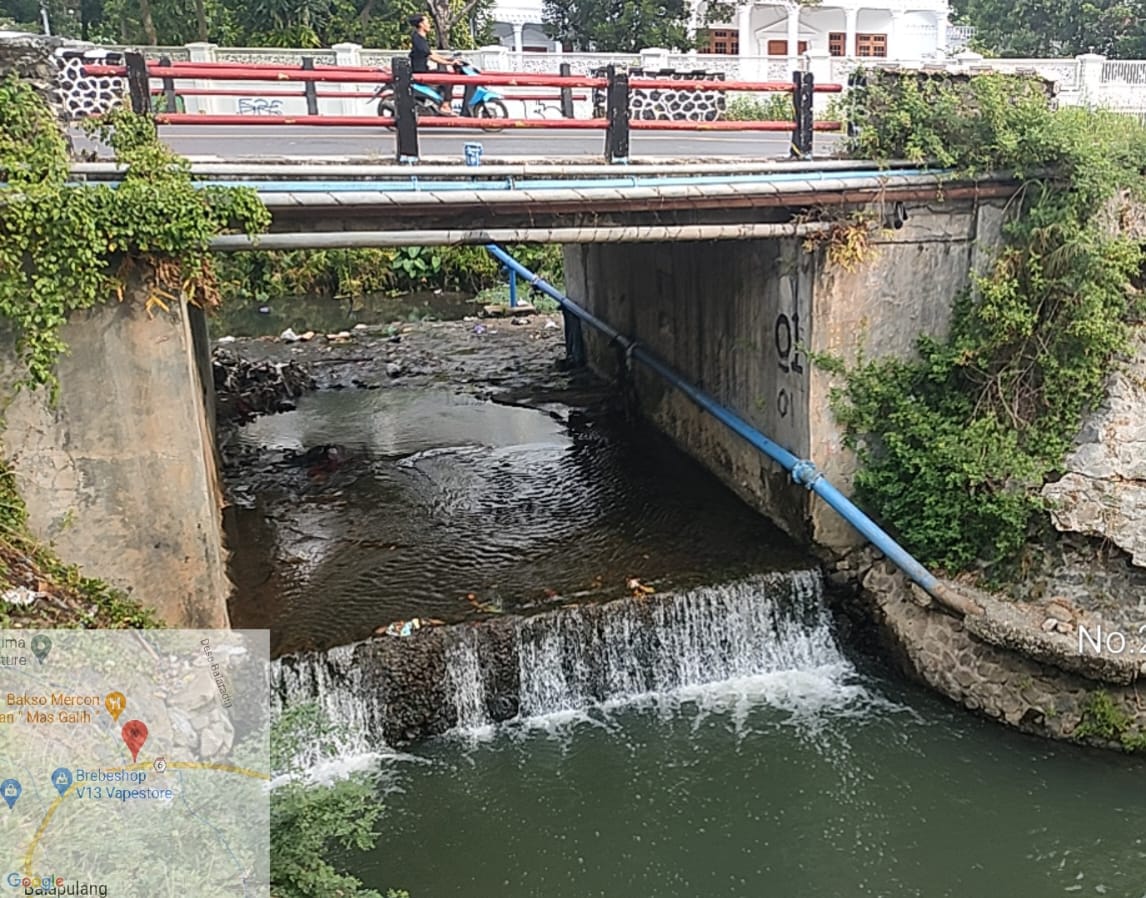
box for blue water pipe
[57,168,933,195]
[485,243,960,606]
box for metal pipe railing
[208,222,835,250]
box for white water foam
[447,569,878,737]
[270,642,389,779]
[273,569,886,764]
[443,629,495,742]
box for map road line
[22,761,271,874]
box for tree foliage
[831,71,1146,571]
[270,703,408,898]
[951,0,1146,58]
[542,0,694,52]
[0,0,492,50]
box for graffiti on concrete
[237,97,284,115]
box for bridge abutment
[565,195,1006,556]
[3,296,231,627]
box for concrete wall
[566,195,1006,555]
[2,296,231,627]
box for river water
[224,318,1146,898]
[364,661,1146,898]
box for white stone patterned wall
[54,49,126,119]
[590,67,727,121]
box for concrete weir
[3,300,231,628]
[565,194,1007,555]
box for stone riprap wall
[859,561,1146,749]
[591,67,727,121]
[0,34,70,117]
[1042,329,1146,568]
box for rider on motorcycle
[408,14,456,116]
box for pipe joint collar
[791,459,822,489]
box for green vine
[0,74,269,398]
[829,71,1146,571]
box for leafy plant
[0,75,268,398]
[215,243,565,301]
[1075,691,1146,751]
[270,703,408,898]
[724,93,794,122]
[391,245,443,290]
[826,71,1146,571]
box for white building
[488,0,952,61]
[489,1,559,53]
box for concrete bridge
[70,160,1013,244]
[5,153,1012,626]
[0,34,1022,626]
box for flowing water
[232,328,1146,898]
[228,387,807,656]
[274,568,1146,898]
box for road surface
[73,125,841,160]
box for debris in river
[627,578,655,597]
[464,592,503,614]
[280,328,300,342]
[1,586,42,607]
[374,617,444,637]
[213,349,315,424]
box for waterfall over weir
[271,569,852,745]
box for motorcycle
[372,58,508,129]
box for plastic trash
[1,586,40,607]
[279,328,300,342]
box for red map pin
[121,720,149,762]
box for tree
[952,0,1146,58]
[424,0,482,48]
[543,0,694,51]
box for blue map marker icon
[1,779,21,810]
[51,768,73,796]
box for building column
[888,10,905,60]
[738,4,757,79]
[332,42,361,115]
[844,8,858,57]
[935,11,947,56]
[786,2,800,67]
[512,23,524,53]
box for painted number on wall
[774,311,804,419]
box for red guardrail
[89,54,843,161]
[86,63,844,93]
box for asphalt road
[73,125,839,160]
